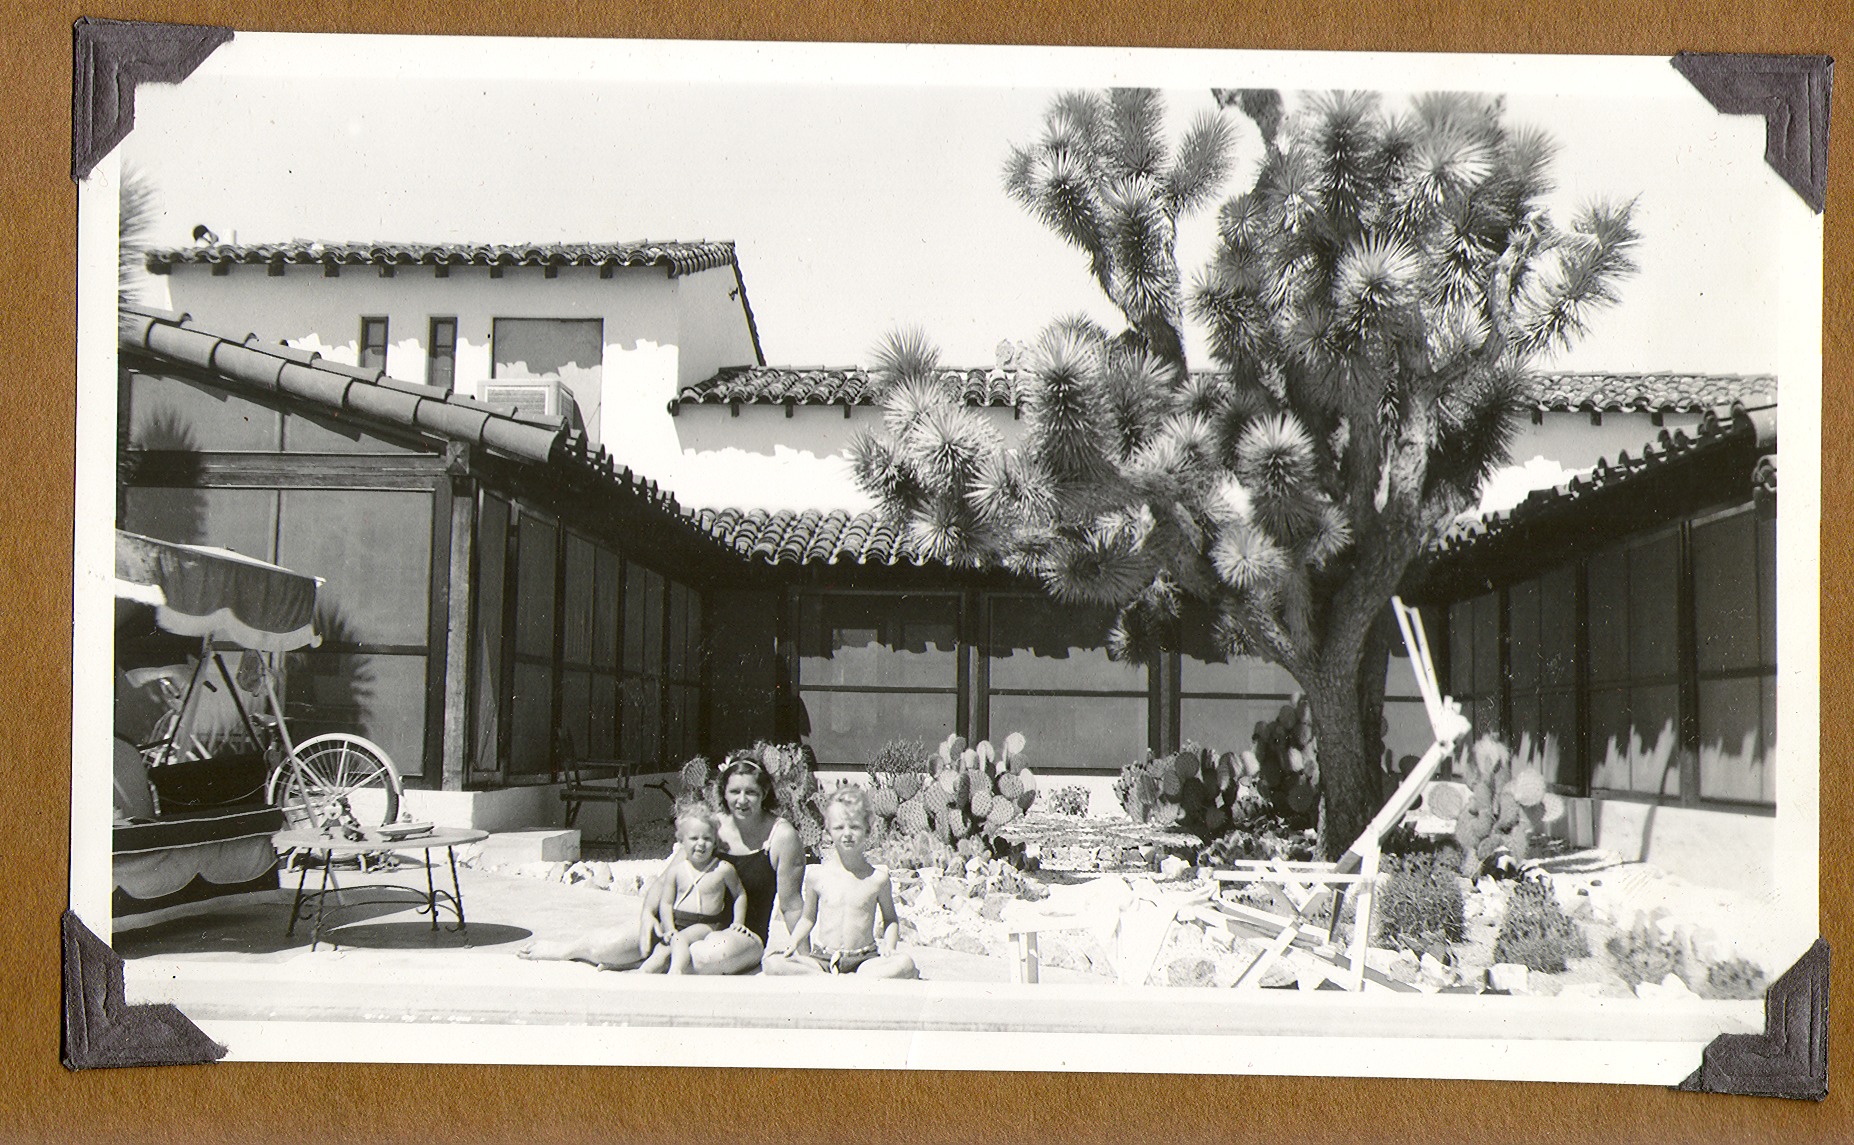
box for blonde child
[766,788,917,978]
[636,805,750,974]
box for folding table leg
[448,846,467,931]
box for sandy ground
[113,827,1801,1003]
[113,855,1105,985]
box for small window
[427,317,457,392]
[359,317,389,372]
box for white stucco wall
[670,403,1026,510]
[668,405,1706,512]
[153,261,759,475]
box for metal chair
[554,730,634,855]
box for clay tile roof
[147,239,740,279]
[692,508,929,566]
[1432,401,1777,559]
[673,366,1036,411]
[675,365,1775,415]
[120,303,565,465]
[1529,372,1776,413]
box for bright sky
[121,36,1792,374]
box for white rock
[1487,963,1531,994]
[1296,966,1334,991]
[1158,856,1192,880]
[1420,952,1449,982]
[1388,950,1421,985]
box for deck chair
[554,729,635,855]
[1208,597,1471,992]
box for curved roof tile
[675,365,1776,415]
[1433,402,1775,559]
[692,507,933,566]
[148,239,739,279]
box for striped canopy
[114,530,322,652]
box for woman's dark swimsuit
[725,842,778,944]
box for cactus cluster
[871,731,1038,863]
[1245,699,1321,825]
[1453,735,1566,873]
[678,742,830,851]
[1115,744,1244,839]
[1115,701,1322,840]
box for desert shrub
[1492,878,1590,972]
[868,737,932,777]
[1606,913,1692,989]
[1373,853,1466,953]
[1042,784,1090,817]
[1195,820,1316,867]
[1702,956,1769,1000]
[1381,821,1467,869]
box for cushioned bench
[113,740,283,921]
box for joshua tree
[851,89,1639,856]
[119,164,158,310]
[1003,89,1236,376]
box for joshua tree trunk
[1291,604,1397,859]
[1302,665,1378,860]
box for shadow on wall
[1590,718,1681,864]
[120,409,205,541]
[283,602,377,750]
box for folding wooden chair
[1209,597,1471,991]
[554,730,635,855]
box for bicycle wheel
[267,733,403,830]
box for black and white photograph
[72,33,1822,1079]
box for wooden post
[440,475,476,792]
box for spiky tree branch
[861,89,1639,855]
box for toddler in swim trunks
[772,788,917,978]
[636,806,749,974]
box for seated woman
[521,753,804,973]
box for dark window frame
[793,588,964,768]
[359,316,389,372]
[427,316,457,392]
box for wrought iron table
[274,826,488,950]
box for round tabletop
[273,826,488,855]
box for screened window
[125,372,281,453]
[275,489,433,777]
[797,593,958,768]
[507,511,559,777]
[1178,601,1298,753]
[1692,503,1777,805]
[1448,590,1503,741]
[470,493,511,780]
[664,582,705,766]
[1587,528,1682,797]
[428,317,457,392]
[987,596,1147,771]
[359,317,389,372]
[620,563,665,768]
[556,532,598,766]
[1507,566,1581,790]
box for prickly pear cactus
[1453,734,1565,874]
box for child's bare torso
[805,859,890,953]
[672,858,733,918]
